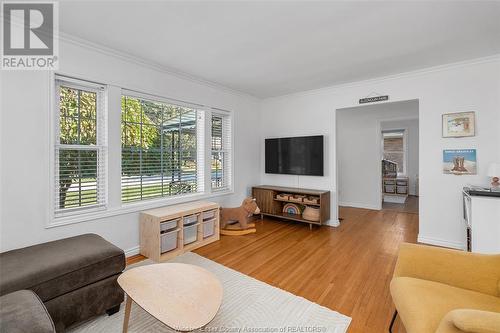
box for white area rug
[69,252,351,333]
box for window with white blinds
[54,77,107,216]
[121,94,203,203]
[211,112,232,191]
[382,130,406,175]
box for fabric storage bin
[183,223,199,245]
[396,180,407,186]
[202,210,216,221]
[385,185,395,193]
[397,186,408,194]
[202,219,215,238]
[160,219,179,233]
[161,229,179,253]
[183,214,199,225]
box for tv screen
[265,135,324,176]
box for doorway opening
[381,121,419,214]
[335,99,419,217]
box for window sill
[46,190,233,229]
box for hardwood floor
[382,195,419,214]
[128,207,418,333]
[195,207,417,333]
[126,254,147,266]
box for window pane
[122,96,142,123]
[122,122,141,148]
[80,118,97,145]
[384,152,404,173]
[59,86,97,145]
[121,147,141,202]
[141,125,161,149]
[211,151,224,188]
[211,113,230,190]
[58,149,98,209]
[121,95,198,203]
[383,137,403,152]
[59,116,78,144]
[80,91,97,119]
[60,87,78,117]
[142,100,163,126]
[211,116,223,150]
[55,78,105,217]
[383,131,405,173]
[180,109,196,154]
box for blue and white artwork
[443,149,477,175]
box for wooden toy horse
[220,197,260,236]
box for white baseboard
[339,201,381,211]
[417,235,466,250]
[124,245,140,257]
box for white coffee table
[117,263,223,332]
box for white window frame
[382,128,408,176]
[47,82,234,228]
[50,75,108,221]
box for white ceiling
[59,1,500,98]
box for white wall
[0,37,261,253]
[260,56,500,249]
[1,38,498,254]
[337,100,418,210]
[381,118,419,196]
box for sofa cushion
[0,290,55,333]
[45,274,123,332]
[391,277,500,333]
[0,234,125,301]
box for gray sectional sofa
[0,234,126,332]
[0,290,56,333]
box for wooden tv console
[252,185,330,229]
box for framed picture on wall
[443,149,477,175]
[442,112,475,137]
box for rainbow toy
[282,203,302,215]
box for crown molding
[57,31,499,102]
[264,54,500,101]
[58,31,259,101]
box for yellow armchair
[389,243,500,333]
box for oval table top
[118,263,223,331]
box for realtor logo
[1,1,59,70]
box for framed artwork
[443,149,477,175]
[442,112,475,137]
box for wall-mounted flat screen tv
[265,135,324,176]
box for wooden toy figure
[220,197,260,235]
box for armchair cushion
[390,277,500,333]
[436,309,500,333]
